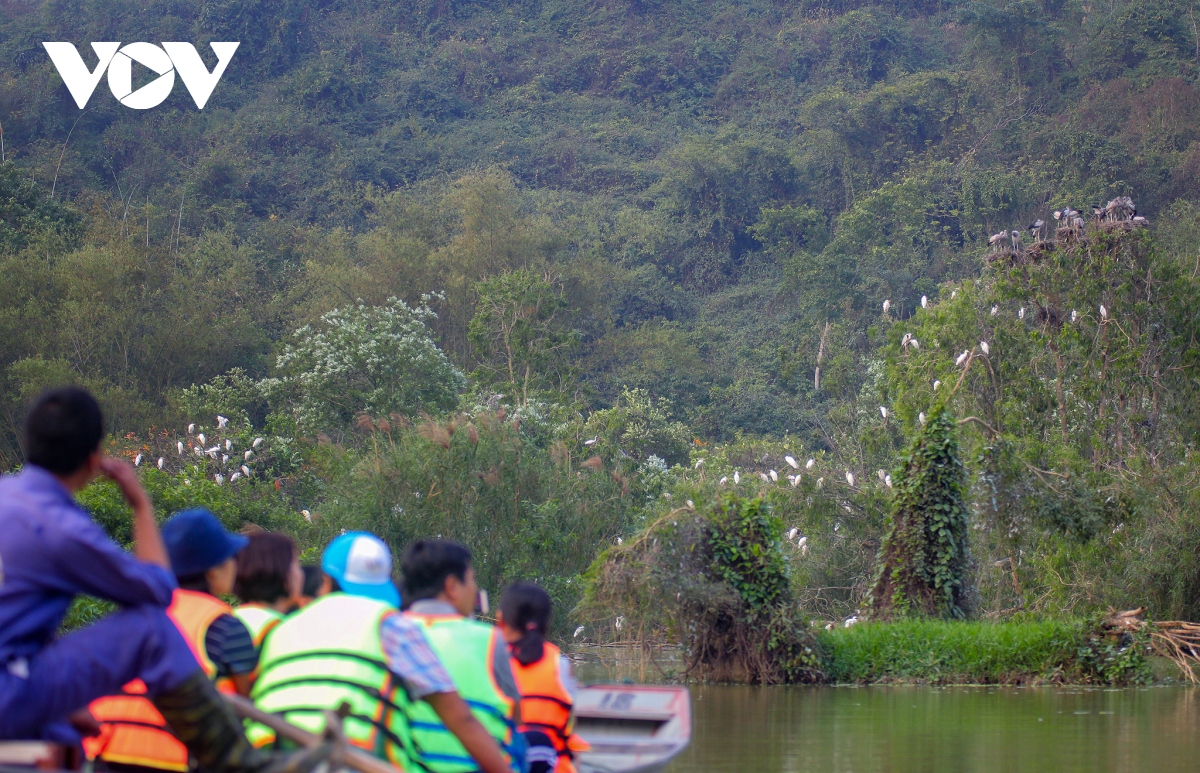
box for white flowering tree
[264,296,465,431]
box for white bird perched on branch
[797,536,808,555]
[885,474,893,488]
[883,299,891,315]
[694,458,705,469]
[252,437,263,448]
[956,350,970,367]
[719,476,728,485]
[785,455,799,469]
[845,471,855,487]
[919,412,927,425]
[921,295,929,308]
[221,454,229,465]
[224,439,231,451]
[1132,215,1147,226]
[988,231,1007,251]
[734,471,741,484]
[877,469,886,481]
[880,406,888,419]
[574,626,585,638]
[980,341,989,356]
[759,472,770,482]
[1071,310,1078,323]
[216,415,229,429]
[197,433,206,446]
[134,454,142,467]
[1100,304,1108,320]
[157,457,164,470]
[909,339,919,350]
[187,424,195,434]
[177,441,184,455]
[817,477,824,489]
[244,450,253,460]
[241,465,250,477]
[207,446,219,457]
[901,332,912,347]
[302,510,312,523]
[789,475,800,487]
[584,436,598,446]
[991,305,999,316]
[1010,230,1022,252]
[230,473,241,483]
[769,470,779,482]
[194,447,203,457]
[214,474,224,485]
[806,458,815,470]
[933,380,941,390]
[787,527,799,540]
[1029,219,1046,240]
[1019,307,1025,319]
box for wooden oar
[223,694,400,773]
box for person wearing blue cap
[85,508,263,770]
[0,388,328,773]
[247,532,514,773]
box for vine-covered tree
[866,405,971,620]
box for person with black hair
[295,564,324,608]
[401,539,523,773]
[234,532,303,649]
[0,388,325,773]
[247,532,514,773]
[497,582,588,773]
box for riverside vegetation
[5,0,1200,683]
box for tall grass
[820,619,1093,684]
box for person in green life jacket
[400,539,523,773]
[233,532,303,651]
[247,532,513,773]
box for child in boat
[234,532,303,650]
[497,582,589,773]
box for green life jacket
[233,604,285,649]
[402,611,519,773]
[246,593,411,767]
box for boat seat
[0,742,80,771]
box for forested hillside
[4,0,1200,627]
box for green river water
[669,685,1200,773]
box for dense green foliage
[581,491,823,684]
[866,405,972,619]
[820,618,1152,685]
[5,0,1200,655]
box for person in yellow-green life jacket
[246,532,514,773]
[233,532,303,651]
[400,539,524,773]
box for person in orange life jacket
[0,388,325,773]
[249,532,514,773]
[496,583,588,773]
[86,509,258,772]
[233,532,303,650]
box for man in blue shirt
[0,388,317,772]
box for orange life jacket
[83,589,235,771]
[510,641,589,773]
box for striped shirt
[204,613,259,677]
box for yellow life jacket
[246,593,411,768]
[402,611,519,773]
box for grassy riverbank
[817,619,1151,686]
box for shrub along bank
[817,618,1151,686]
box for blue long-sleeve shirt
[0,465,176,663]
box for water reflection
[568,649,1200,773]
[677,685,1200,773]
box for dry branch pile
[1102,608,1200,683]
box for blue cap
[322,532,401,607]
[162,508,249,577]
